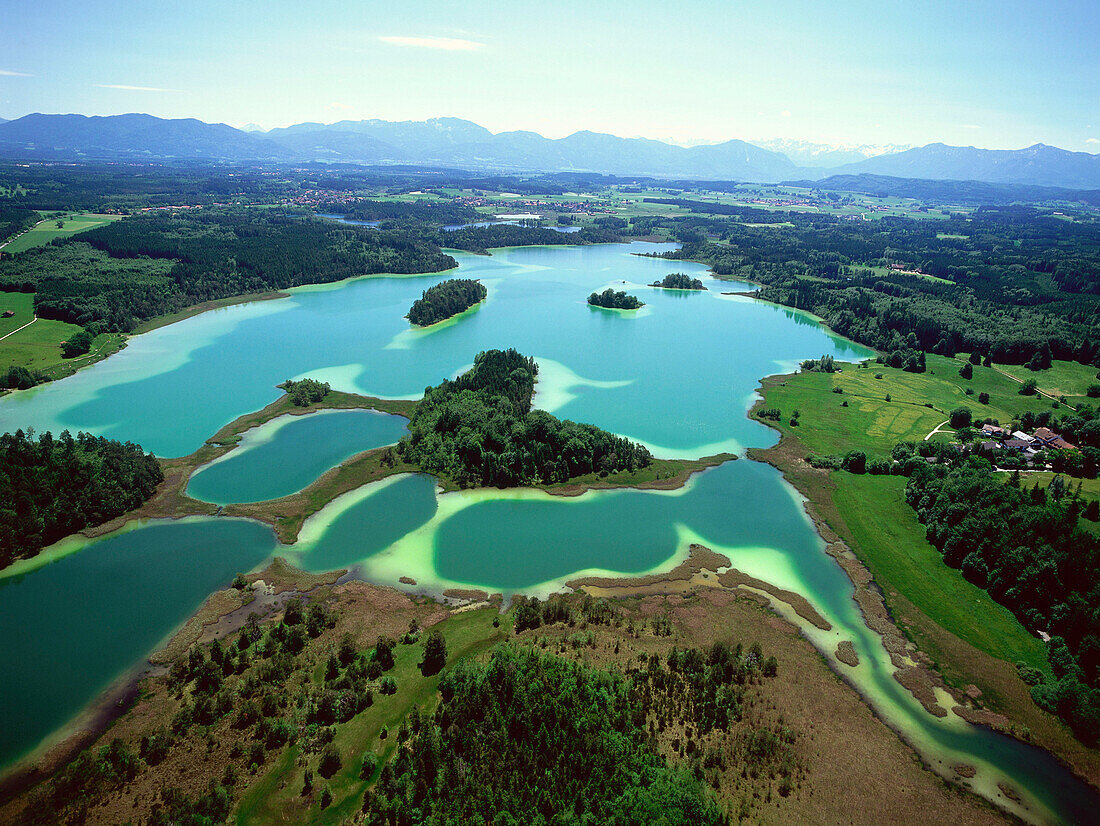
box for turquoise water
[0,243,866,458]
[0,519,275,767]
[0,242,1093,822]
[186,409,408,504]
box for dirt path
[923,419,950,441]
[0,316,35,342]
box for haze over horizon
[2,0,1098,153]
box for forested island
[407,278,486,326]
[587,287,644,309]
[397,348,652,486]
[0,429,163,567]
[652,272,706,290]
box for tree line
[0,429,164,567]
[658,207,1100,368]
[0,209,458,334]
[905,459,1100,742]
[398,348,652,487]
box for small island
[651,272,707,290]
[407,278,487,326]
[398,348,652,487]
[587,288,644,310]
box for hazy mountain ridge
[0,113,1097,187]
[750,138,916,167]
[830,142,1100,189]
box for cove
[0,518,276,767]
[186,409,408,504]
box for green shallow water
[0,242,1095,823]
[186,409,408,504]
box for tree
[318,745,342,779]
[978,392,990,405]
[949,407,972,429]
[61,329,93,358]
[420,630,447,676]
[1020,379,1039,395]
[959,362,973,379]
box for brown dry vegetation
[0,557,1013,826]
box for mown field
[0,291,123,380]
[759,353,1062,459]
[0,212,121,253]
[754,354,1100,771]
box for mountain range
[0,113,1098,189]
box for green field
[1,212,122,253]
[236,606,507,825]
[0,291,123,379]
[989,358,1100,405]
[831,473,1049,672]
[760,354,1058,458]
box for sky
[2,0,1098,152]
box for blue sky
[2,0,1097,151]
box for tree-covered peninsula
[407,278,487,326]
[587,288,644,309]
[0,429,164,567]
[653,273,707,290]
[397,348,652,486]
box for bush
[1087,385,1100,398]
[842,451,867,474]
[1019,379,1038,396]
[978,392,990,405]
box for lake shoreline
[746,371,1100,799]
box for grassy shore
[751,368,1100,788]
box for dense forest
[905,460,1100,741]
[0,429,164,567]
[0,204,38,242]
[407,278,487,326]
[398,348,652,486]
[587,287,643,309]
[0,210,457,333]
[438,223,621,254]
[361,645,725,825]
[660,208,1100,367]
[317,199,480,225]
[655,272,707,290]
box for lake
[0,242,1092,823]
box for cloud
[0,70,32,77]
[781,110,791,118]
[96,84,176,92]
[328,102,352,111]
[378,35,482,51]
[960,124,980,129]
[1087,137,1100,145]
